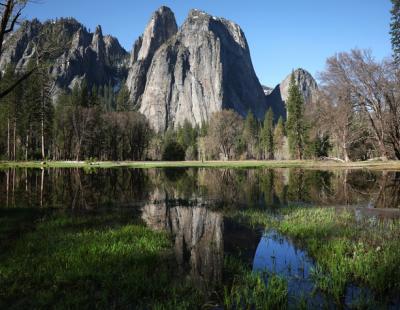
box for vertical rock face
[0,18,129,97]
[126,6,178,106]
[127,7,267,132]
[265,68,318,120]
[279,68,318,104]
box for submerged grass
[223,256,288,310]
[230,206,400,303]
[0,210,205,309]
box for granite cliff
[127,8,267,131]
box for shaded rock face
[128,8,267,132]
[142,200,223,287]
[126,6,178,107]
[0,18,128,97]
[265,68,318,120]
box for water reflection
[142,201,223,288]
[253,230,380,309]
[253,231,322,307]
[1,167,399,307]
[0,168,399,210]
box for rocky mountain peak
[183,9,247,49]
[91,25,105,62]
[0,18,128,98]
[265,68,319,120]
[279,68,318,104]
[128,7,266,132]
[137,6,177,61]
[71,27,90,50]
[126,6,178,105]
[94,25,103,36]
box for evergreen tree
[79,79,89,107]
[89,84,99,107]
[116,84,131,111]
[261,107,274,159]
[21,61,42,159]
[391,0,400,64]
[273,116,285,157]
[71,83,81,106]
[242,110,258,159]
[286,72,306,160]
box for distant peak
[188,8,209,16]
[95,25,103,36]
[152,6,175,20]
[292,68,312,76]
[157,6,173,13]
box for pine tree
[21,61,42,160]
[261,107,274,159]
[391,0,400,64]
[71,83,81,106]
[286,72,306,160]
[273,116,285,157]
[116,84,131,111]
[79,79,89,107]
[242,110,258,158]
[89,84,99,107]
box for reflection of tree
[141,202,223,288]
[287,169,308,202]
[374,171,400,208]
[0,168,154,209]
[0,168,399,210]
[199,169,243,205]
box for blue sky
[23,0,392,87]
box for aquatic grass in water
[0,210,204,309]
[231,206,400,304]
[223,256,288,310]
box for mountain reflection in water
[142,199,223,287]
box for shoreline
[1,160,400,170]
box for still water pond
[1,167,399,308]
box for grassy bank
[1,159,400,170]
[230,206,400,303]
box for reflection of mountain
[141,201,223,287]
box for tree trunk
[7,116,10,160]
[343,145,350,162]
[12,119,16,161]
[41,84,47,160]
[378,140,389,161]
